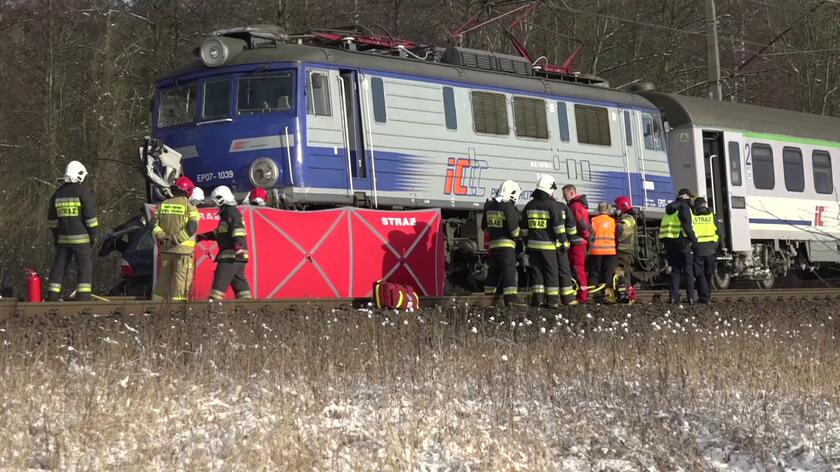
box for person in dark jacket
[482,180,522,306]
[521,175,563,308]
[691,197,719,304]
[659,188,698,304]
[553,190,579,305]
[198,186,252,300]
[46,161,98,301]
[562,184,592,303]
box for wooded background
[1,0,838,294]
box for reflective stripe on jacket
[589,214,617,256]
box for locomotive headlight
[199,37,246,67]
[200,38,228,67]
[249,158,280,188]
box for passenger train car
[148,25,840,288]
[642,92,840,287]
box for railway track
[0,288,838,321]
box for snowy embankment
[0,300,838,471]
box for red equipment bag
[373,280,420,310]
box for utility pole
[705,0,722,100]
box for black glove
[557,242,567,255]
[196,233,207,242]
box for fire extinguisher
[26,268,42,303]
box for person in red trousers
[562,184,592,303]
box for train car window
[574,105,611,146]
[557,102,570,142]
[443,87,457,130]
[782,147,804,192]
[513,96,548,139]
[371,77,387,123]
[751,144,775,190]
[727,142,742,186]
[623,111,632,146]
[652,116,665,150]
[237,73,295,115]
[471,91,509,135]
[306,72,331,117]
[203,80,231,120]
[158,85,197,127]
[812,150,833,194]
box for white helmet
[497,180,522,203]
[64,161,88,183]
[536,174,557,194]
[189,187,205,205]
[210,185,236,206]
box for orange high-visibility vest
[589,214,617,256]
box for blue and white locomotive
[146,25,840,288]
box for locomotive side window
[442,87,457,130]
[158,85,197,128]
[782,147,804,192]
[513,96,548,140]
[813,150,833,194]
[237,73,295,115]
[623,111,632,146]
[751,143,775,190]
[574,105,611,146]
[642,114,664,151]
[728,141,742,186]
[203,80,231,120]
[557,102,570,142]
[371,77,387,123]
[306,72,331,117]
[471,91,509,135]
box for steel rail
[1,288,838,320]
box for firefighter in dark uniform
[553,189,578,305]
[659,188,698,304]
[47,161,98,301]
[151,179,201,301]
[691,197,719,304]
[481,180,522,306]
[521,175,563,308]
[198,185,252,300]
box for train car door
[620,110,642,205]
[701,131,749,252]
[721,134,750,252]
[337,70,371,198]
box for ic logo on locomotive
[443,157,488,197]
[815,205,826,226]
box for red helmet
[176,176,195,194]
[250,187,268,201]
[614,196,632,213]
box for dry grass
[1,300,839,471]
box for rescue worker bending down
[481,179,523,306]
[614,196,638,300]
[588,202,618,303]
[691,197,719,304]
[659,188,698,304]
[47,161,98,301]
[553,189,579,305]
[198,186,252,300]
[562,184,592,304]
[521,175,564,308]
[152,179,201,301]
